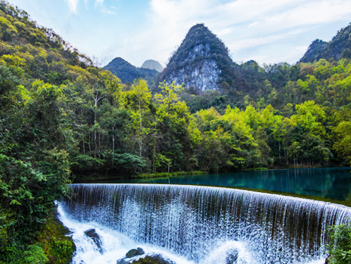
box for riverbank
[73,171,207,183]
[73,165,347,183]
[136,171,207,178]
[0,208,75,264]
[35,208,75,264]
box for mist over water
[58,184,351,264]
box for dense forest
[1,0,351,262]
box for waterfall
[58,184,351,264]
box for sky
[7,0,351,68]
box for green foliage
[0,212,74,264]
[0,149,71,260]
[130,255,169,264]
[103,57,158,84]
[137,171,205,179]
[1,0,351,260]
[36,214,74,264]
[334,120,351,165]
[111,153,146,174]
[325,223,351,264]
[0,244,48,264]
[21,245,49,264]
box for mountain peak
[104,57,158,84]
[300,23,351,63]
[112,57,128,62]
[141,60,163,72]
[158,23,233,92]
[187,23,208,34]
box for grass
[73,171,207,183]
[243,167,268,171]
[135,171,206,179]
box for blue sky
[7,0,351,68]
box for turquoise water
[111,168,351,201]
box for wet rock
[226,249,239,264]
[84,229,103,253]
[117,253,175,264]
[131,254,175,264]
[126,248,145,258]
[117,248,145,264]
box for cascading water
[58,184,351,264]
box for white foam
[57,203,195,264]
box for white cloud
[60,0,351,67]
[65,0,107,13]
[123,0,351,66]
[14,0,351,68]
[229,29,307,51]
[101,8,116,15]
[95,0,105,7]
[64,0,80,13]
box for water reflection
[112,168,351,201]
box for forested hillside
[0,1,119,262]
[163,23,351,114]
[1,0,351,262]
[104,57,158,84]
[300,23,351,63]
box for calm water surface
[111,168,351,201]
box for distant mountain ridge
[141,60,163,72]
[300,23,351,63]
[104,57,158,84]
[157,24,239,92]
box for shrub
[325,223,351,263]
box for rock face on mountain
[300,23,351,63]
[104,57,158,84]
[300,40,328,63]
[157,24,236,92]
[141,60,163,72]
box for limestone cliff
[157,24,237,92]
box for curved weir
[59,184,351,264]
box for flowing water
[103,167,351,201]
[58,183,351,264]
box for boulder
[126,248,145,258]
[130,254,175,264]
[226,249,239,264]
[117,248,145,264]
[117,252,175,264]
[84,229,103,253]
